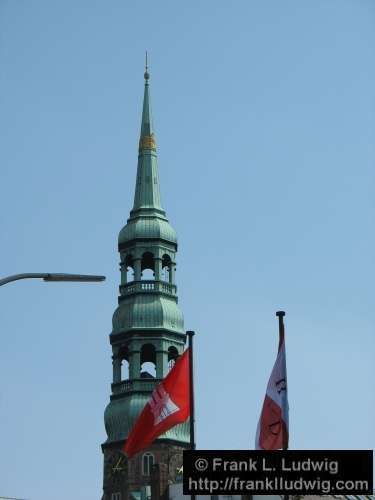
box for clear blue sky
[1,1,374,498]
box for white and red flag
[255,320,289,450]
[124,348,190,458]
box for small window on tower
[161,254,172,282]
[126,266,134,282]
[111,493,121,500]
[121,359,129,380]
[142,452,154,476]
[168,346,179,371]
[125,254,134,283]
[118,345,129,381]
[141,252,155,280]
[140,343,156,378]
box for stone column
[156,350,168,378]
[133,258,142,281]
[129,350,141,379]
[112,356,122,383]
[120,261,127,285]
[169,263,175,284]
[154,257,162,281]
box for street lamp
[0,271,105,493]
[0,273,105,287]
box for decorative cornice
[101,438,190,452]
[109,329,186,345]
[119,238,177,252]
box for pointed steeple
[140,52,153,138]
[131,55,164,215]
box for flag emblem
[149,384,180,425]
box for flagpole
[276,311,289,500]
[186,330,196,500]
[276,311,288,452]
[276,310,285,356]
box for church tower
[101,63,190,499]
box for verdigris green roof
[104,396,190,444]
[112,295,184,334]
[131,71,163,214]
[140,72,153,137]
[118,216,177,245]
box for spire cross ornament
[144,50,150,81]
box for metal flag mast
[276,310,289,500]
[276,309,287,451]
[186,330,196,500]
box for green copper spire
[140,52,152,136]
[102,61,189,499]
[132,57,164,214]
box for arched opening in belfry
[161,254,172,282]
[168,346,179,370]
[125,254,134,282]
[140,343,156,377]
[119,345,129,381]
[141,251,155,280]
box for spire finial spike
[144,51,150,81]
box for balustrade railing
[120,280,176,296]
[112,378,162,395]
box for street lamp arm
[0,273,49,286]
[0,273,105,287]
[43,273,105,282]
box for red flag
[255,327,289,450]
[124,348,190,458]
